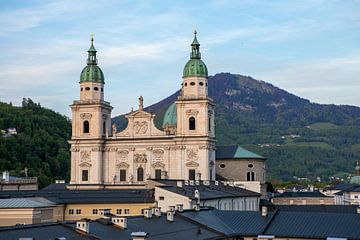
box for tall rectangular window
[120,169,126,182]
[189,169,196,180]
[155,169,161,180]
[82,170,89,181]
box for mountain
[0,99,71,187]
[113,73,360,181]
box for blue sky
[0,0,359,117]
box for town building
[0,171,38,191]
[335,184,360,205]
[151,179,260,212]
[272,191,334,205]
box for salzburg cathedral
[68,32,265,191]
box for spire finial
[90,33,94,42]
[190,30,201,59]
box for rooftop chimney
[194,203,200,211]
[177,180,183,188]
[261,206,268,217]
[2,171,9,182]
[111,217,127,229]
[143,208,152,219]
[215,181,219,186]
[169,206,175,212]
[166,210,174,222]
[176,204,184,212]
[196,172,201,181]
[131,232,148,240]
[76,219,90,233]
[152,207,161,217]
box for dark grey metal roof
[274,191,327,198]
[181,210,273,236]
[264,211,360,239]
[0,223,94,240]
[156,180,260,200]
[0,188,155,204]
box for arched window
[83,121,89,133]
[247,171,255,181]
[103,121,106,135]
[137,167,144,182]
[208,117,211,131]
[155,169,161,180]
[189,117,196,130]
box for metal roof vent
[190,180,195,185]
[184,180,189,185]
[203,180,210,186]
[131,231,148,240]
[215,181,219,185]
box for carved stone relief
[185,161,199,167]
[80,151,91,162]
[134,121,148,134]
[186,149,198,161]
[185,109,199,116]
[134,153,147,163]
[80,113,92,120]
[153,149,164,160]
[116,162,130,168]
[117,150,129,162]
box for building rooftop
[274,205,359,214]
[216,145,265,160]
[1,208,360,239]
[274,191,328,198]
[0,197,57,209]
[155,179,260,200]
[0,187,155,204]
[335,184,360,195]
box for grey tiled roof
[275,205,358,214]
[0,197,57,209]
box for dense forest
[114,73,360,181]
[0,99,71,187]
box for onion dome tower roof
[183,30,208,78]
[80,36,105,83]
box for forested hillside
[0,99,71,187]
[113,73,360,181]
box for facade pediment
[79,162,92,167]
[115,109,166,138]
[185,161,199,167]
[151,161,165,168]
[116,162,130,168]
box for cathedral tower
[69,37,113,186]
[175,31,216,180]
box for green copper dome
[80,37,105,83]
[183,31,208,78]
[162,102,177,128]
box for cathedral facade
[69,32,216,188]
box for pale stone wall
[155,186,193,212]
[216,159,266,183]
[272,197,334,205]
